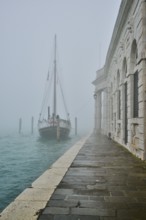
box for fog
[0,0,121,135]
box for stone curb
[0,135,90,220]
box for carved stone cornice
[105,0,134,72]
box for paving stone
[135,197,146,202]
[58,183,87,190]
[54,215,100,220]
[39,215,54,220]
[127,202,146,208]
[88,196,105,202]
[104,202,128,209]
[47,200,77,208]
[125,191,146,197]
[73,189,110,197]
[100,217,117,220]
[109,191,125,196]
[67,195,89,201]
[50,194,66,200]
[104,196,137,203]
[38,134,146,220]
[117,208,146,218]
[78,200,111,208]
[117,218,140,220]
[71,208,116,216]
[54,189,74,195]
[43,207,69,215]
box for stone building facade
[93,0,146,160]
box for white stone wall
[93,0,146,160]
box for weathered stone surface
[55,215,100,220]
[38,134,146,219]
[0,135,90,220]
[43,207,69,215]
[93,0,146,161]
[71,208,115,216]
[0,200,47,220]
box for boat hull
[39,125,70,140]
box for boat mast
[53,35,57,117]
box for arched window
[133,71,138,117]
[117,70,120,86]
[111,82,113,93]
[130,39,138,118]
[122,57,127,79]
[110,82,113,121]
[117,70,121,119]
[131,39,138,67]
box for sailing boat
[38,35,71,140]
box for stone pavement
[38,134,146,220]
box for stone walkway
[38,134,146,220]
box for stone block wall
[93,0,146,160]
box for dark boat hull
[39,126,70,139]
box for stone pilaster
[96,92,102,134]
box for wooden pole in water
[56,117,60,141]
[19,118,22,134]
[75,117,77,135]
[31,116,34,134]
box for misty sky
[0,0,121,135]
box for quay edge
[0,134,90,220]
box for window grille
[125,82,128,144]
[133,71,138,118]
[111,98,113,120]
[118,90,121,119]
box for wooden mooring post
[19,118,22,134]
[31,116,34,134]
[75,117,77,135]
[56,117,60,141]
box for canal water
[0,131,82,212]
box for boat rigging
[38,35,71,140]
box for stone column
[94,93,97,134]
[142,60,146,159]
[101,89,108,135]
[107,86,111,136]
[121,83,126,144]
[96,92,102,134]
